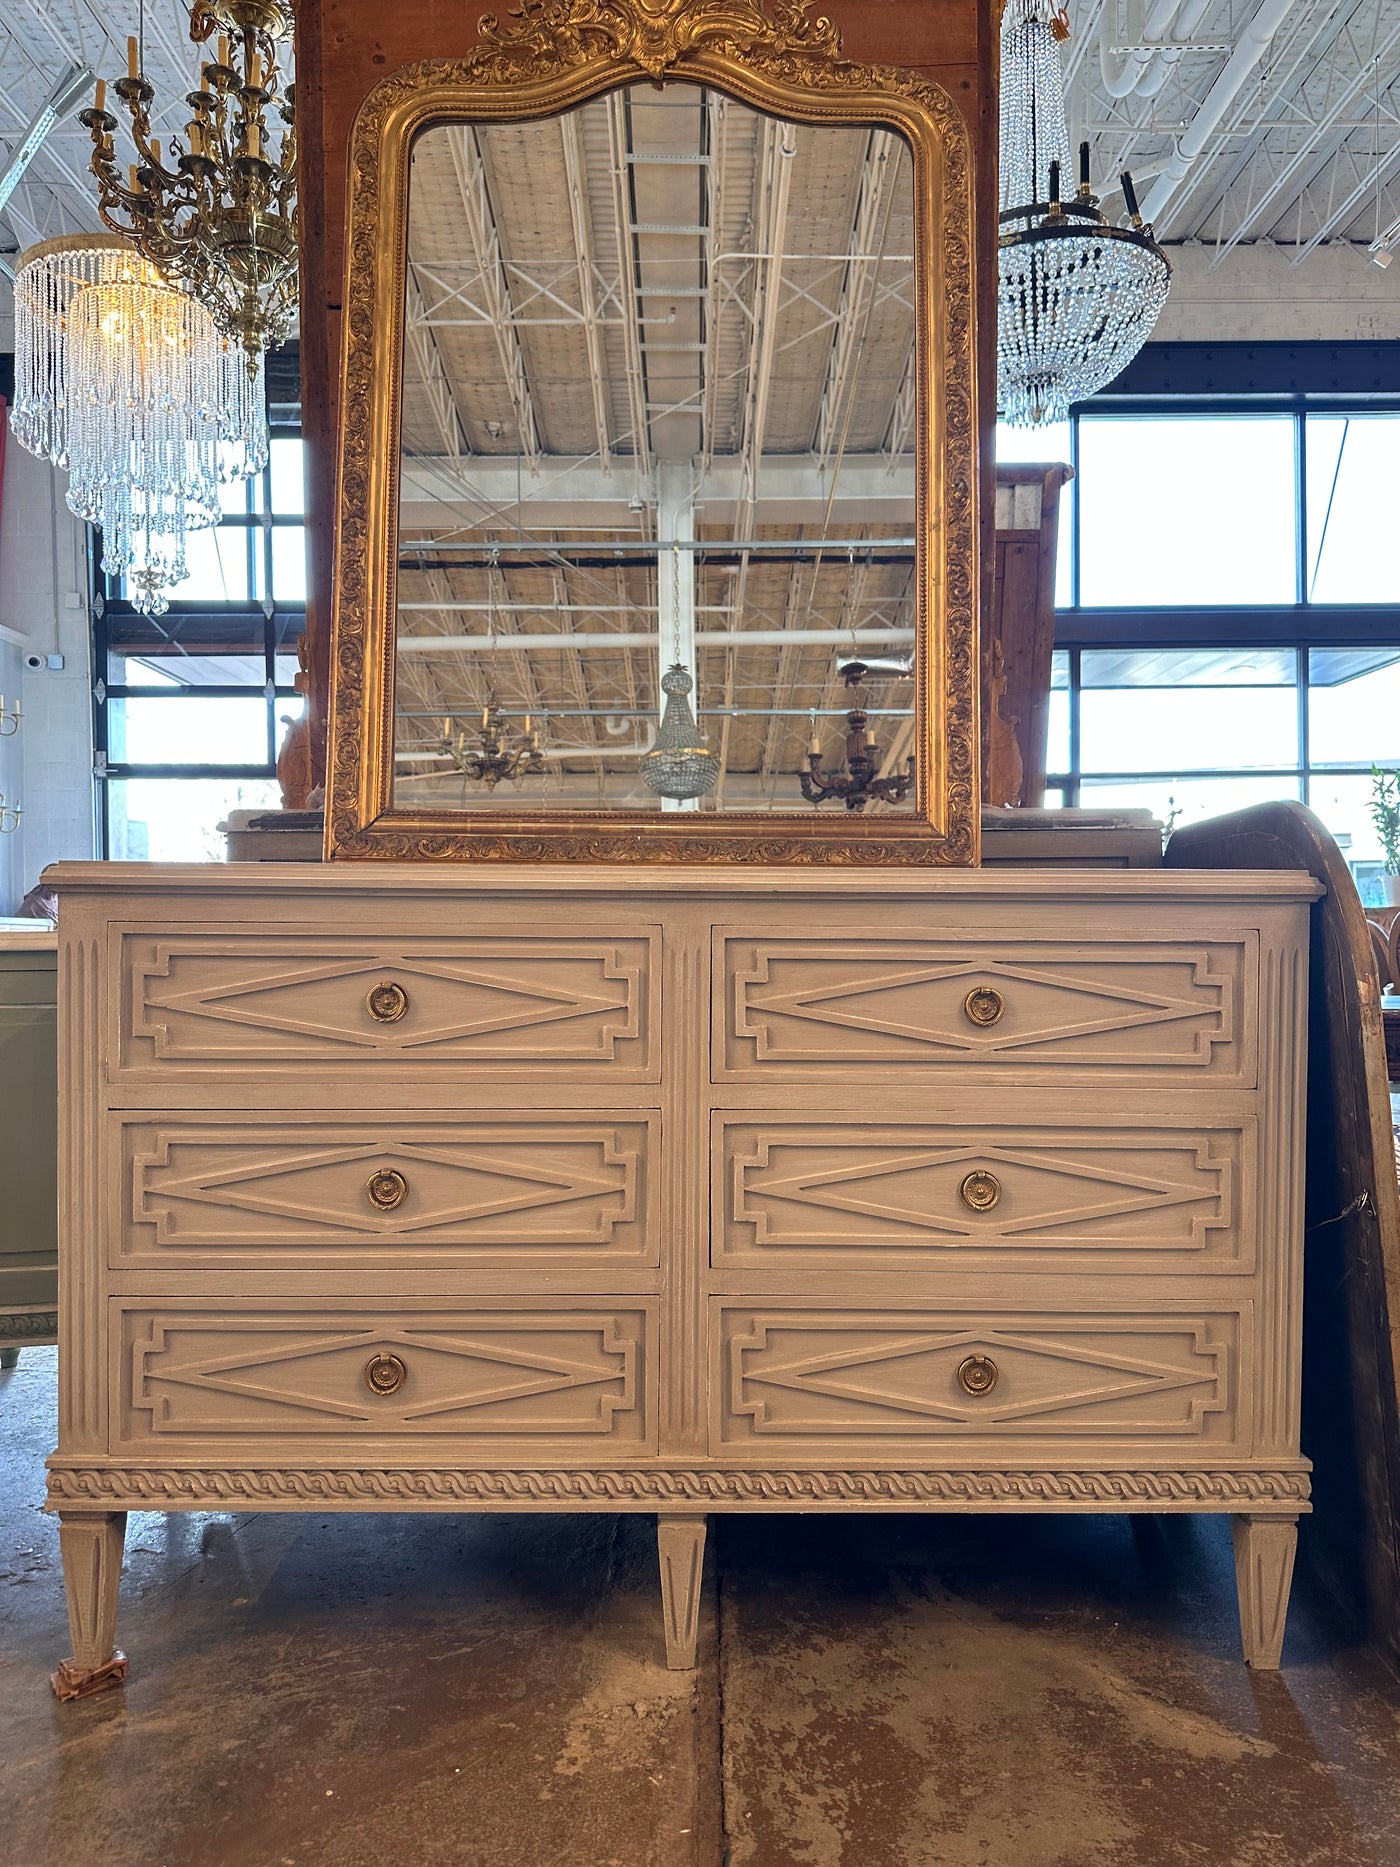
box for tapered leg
[0,1347,19,1370]
[52,1511,129,1700]
[657,1514,707,1670]
[1232,1515,1297,1669]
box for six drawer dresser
[45,861,1320,1695]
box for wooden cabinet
[46,864,1319,1697]
[0,931,58,1366]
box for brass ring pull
[367,981,409,1024]
[960,1169,1001,1212]
[957,1354,998,1397]
[365,1352,407,1397]
[366,1168,408,1211]
[963,986,1005,1028]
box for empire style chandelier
[10,233,267,615]
[998,0,1170,426]
[80,1,298,371]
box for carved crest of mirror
[325,0,978,863]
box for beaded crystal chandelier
[80,1,297,372]
[998,0,1170,427]
[10,234,267,616]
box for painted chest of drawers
[44,862,1320,1695]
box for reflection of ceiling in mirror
[395,84,918,813]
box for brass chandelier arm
[78,4,298,366]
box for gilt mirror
[326,0,978,863]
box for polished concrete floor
[4,1348,1400,1867]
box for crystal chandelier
[641,549,718,803]
[10,233,267,616]
[998,0,1170,427]
[642,664,719,802]
[80,1,297,372]
[440,707,547,790]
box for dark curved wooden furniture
[1169,802,1400,1667]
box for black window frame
[89,420,308,858]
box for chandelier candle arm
[81,0,298,371]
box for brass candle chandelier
[80,0,298,370]
[440,707,547,791]
[800,662,915,812]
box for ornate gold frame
[325,0,980,865]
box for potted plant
[1370,766,1400,905]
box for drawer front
[717,1116,1254,1276]
[116,932,656,1079]
[115,1302,653,1454]
[714,1305,1244,1453]
[116,1112,657,1270]
[718,934,1253,1082]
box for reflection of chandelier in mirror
[79,1,297,371]
[9,233,268,616]
[439,707,547,790]
[800,662,914,812]
[998,0,1170,427]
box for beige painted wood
[44,861,1320,1689]
[657,1515,707,1669]
[1232,1515,1298,1668]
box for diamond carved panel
[118,1115,655,1267]
[719,1119,1250,1273]
[720,938,1250,1079]
[121,1307,649,1446]
[119,934,654,1075]
[717,1308,1237,1446]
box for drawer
[114,1300,654,1454]
[714,1304,1244,1453]
[716,1115,1254,1276]
[114,1111,658,1270]
[717,933,1254,1083]
[114,931,657,1080]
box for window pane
[1081,775,1301,831]
[1078,650,1297,774]
[106,777,282,861]
[106,612,268,687]
[271,526,308,602]
[1046,650,1071,777]
[1307,416,1400,604]
[1078,416,1297,607]
[1081,648,1296,687]
[108,695,270,766]
[1308,772,1396,905]
[270,437,306,515]
[272,612,308,689]
[155,525,254,604]
[1308,650,1400,769]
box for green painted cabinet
[0,933,58,1366]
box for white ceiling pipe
[399,628,916,652]
[1099,0,1183,99]
[1139,0,1297,227]
[1136,0,1215,97]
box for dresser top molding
[44,862,1324,904]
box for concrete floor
[4,1350,1400,1867]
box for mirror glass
[393,84,917,815]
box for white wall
[0,441,94,910]
[1156,242,1400,343]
